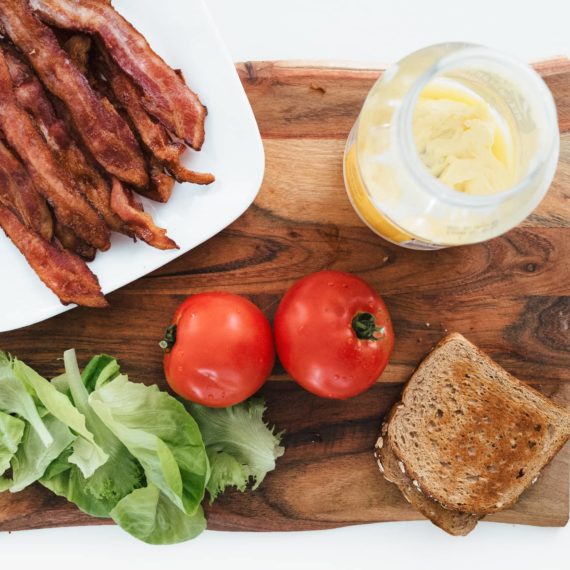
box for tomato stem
[352,312,385,341]
[159,324,177,352]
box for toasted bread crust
[387,333,570,515]
[376,426,480,536]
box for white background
[3,1,570,568]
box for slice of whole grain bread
[387,333,570,515]
[375,428,480,536]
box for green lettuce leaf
[43,351,208,543]
[41,451,109,517]
[13,355,108,478]
[51,354,119,397]
[89,375,209,515]
[0,354,52,447]
[10,414,75,492]
[0,357,77,493]
[110,484,207,545]
[0,411,25,475]
[205,451,250,498]
[1,350,283,545]
[41,443,143,518]
[82,354,121,392]
[189,399,284,501]
[41,352,143,517]
[63,351,142,493]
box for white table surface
[3,1,569,568]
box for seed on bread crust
[376,436,384,450]
[375,428,480,535]
[376,458,385,474]
[398,461,406,474]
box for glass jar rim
[396,43,560,209]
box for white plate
[0,0,264,333]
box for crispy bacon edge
[0,0,148,188]
[29,0,207,149]
[93,47,214,187]
[0,204,107,308]
[110,179,178,251]
[62,34,177,206]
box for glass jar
[343,43,560,250]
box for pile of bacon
[0,0,214,308]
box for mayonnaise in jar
[344,43,559,249]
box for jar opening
[396,45,559,209]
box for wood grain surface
[0,60,569,533]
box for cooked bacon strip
[0,138,53,241]
[110,179,178,251]
[54,221,96,262]
[2,45,128,235]
[94,48,214,186]
[2,45,69,150]
[29,0,207,149]
[62,35,172,206]
[0,205,107,308]
[147,159,176,203]
[0,46,110,251]
[81,48,174,204]
[0,0,148,188]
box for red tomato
[162,293,274,407]
[274,271,394,399]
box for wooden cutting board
[1,59,569,533]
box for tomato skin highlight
[274,271,394,399]
[163,293,274,407]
